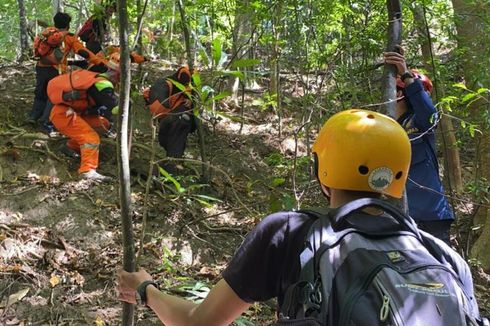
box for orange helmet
[396,69,433,94]
[312,109,411,198]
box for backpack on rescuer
[33,27,64,64]
[78,17,95,42]
[277,198,487,326]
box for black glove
[97,105,108,116]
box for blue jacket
[399,79,454,222]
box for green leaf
[281,193,296,210]
[212,38,222,66]
[198,48,210,67]
[452,83,468,90]
[461,93,477,103]
[169,79,186,92]
[221,70,245,79]
[469,125,475,137]
[212,91,231,101]
[231,58,261,68]
[158,167,185,193]
[192,72,201,88]
[460,120,466,128]
[476,87,488,94]
[271,177,286,187]
[215,111,246,123]
[193,194,222,202]
[269,193,282,211]
[235,317,255,326]
[194,198,214,208]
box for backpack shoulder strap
[280,208,334,319]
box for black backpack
[277,198,485,326]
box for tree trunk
[17,0,29,62]
[116,0,136,325]
[177,0,194,68]
[382,0,406,212]
[229,0,252,105]
[451,0,490,270]
[270,1,282,137]
[52,0,62,15]
[380,0,402,117]
[410,3,463,194]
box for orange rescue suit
[37,31,103,74]
[47,69,107,110]
[47,70,112,174]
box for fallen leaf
[49,275,60,287]
[94,316,104,326]
[5,317,21,325]
[0,288,29,308]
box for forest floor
[0,61,489,325]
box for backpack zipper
[379,294,390,322]
[338,263,457,325]
[376,279,402,326]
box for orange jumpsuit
[47,70,116,174]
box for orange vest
[47,70,106,111]
[144,80,191,119]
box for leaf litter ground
[0,62,488,325]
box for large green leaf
[231,58,261,68]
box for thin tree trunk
[53,0,62,15]
[270,1,282,137]
[177,0,193,68]
[382,0,407,212]
[17,0,29,62]
[229,0,251,105]
[168,1,176,59]
[381,0,402,117]
[117,0,135,325]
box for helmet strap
[320,184,331,200]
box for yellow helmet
[312,109,411,198]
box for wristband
[135,280,159,306]
[401,71,414,82]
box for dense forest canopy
[0,0,489,324]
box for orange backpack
[33,27,64,64]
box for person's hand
[117,268,153,304]
[105,125,117,139]
[383,45,409,75]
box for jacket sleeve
[87,81,118,121]
[404,79,438,132]
[64,33,103,65]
